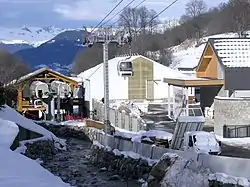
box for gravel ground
[42,138,141,187]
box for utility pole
[85,27,128,134]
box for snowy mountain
[14,29,88,74]
[0,26,67,46]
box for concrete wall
[214,97,250,136]
[198,153,250,180]
[88,128,250,181]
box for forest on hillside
[73,0,250,73]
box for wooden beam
[203,55,212,58]
[17,87,22,112]
[48,72,77,85]
[163,78,224,87]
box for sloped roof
[208,38,250,67]
[15,68,77,85]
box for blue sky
[0,0,228,28]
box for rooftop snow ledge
[215,96,250,100]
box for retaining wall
[40,122,250,181]
[214,96,250,136]
[85,124,250,181]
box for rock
[88,145,152,180]
[100,167,107,172]
[24,140,57,162]
[108,174,121,181]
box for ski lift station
[78,54,197,113]
[13,68,89,121]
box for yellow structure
[164,39,225,87]
[14,68,78,113]
[128,56,154,99]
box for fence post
[129,113,132,131]
[121,111,125,129]
[223,125,227,138]
[115,110,118,127]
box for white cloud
[53,0,228,22]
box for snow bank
[161,156,210,187]
[39,120,86,127]
[114,127,172,142]
[110,100,143,117]
[0,105,58,140]
[209,173,250,187]
[0,146,71,187]
[0,118,19,148]
[216,135,250,150]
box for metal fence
[92,99,145,132]
[223,125,250,138]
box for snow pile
[38,120,86,127]
[216,135,250,150]
[160,155,210,187]
[0,107,71,187]
[110,100,143,117]
[0,146,71,187]
[114,127,173,142]
[0,105,65,149]
[209,173,250,187]
[0,118,19,148]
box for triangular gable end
[16,68,78,87]
[196,42,219,79]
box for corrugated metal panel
[225,67,250,90]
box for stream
[41,138,141,187]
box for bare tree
[180,0,207,40]
[158,48,174,67]
[148,9,160,34]
[0,50,30,84]
[137,6,150,34]
[228,0,250,37]
[185,0,207,19]
[119,7,134,33]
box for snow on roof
[14,68,77,85]
[210,38,250,68]
[78,55,189,101]
[0,146,71,187]
[0,105,59,141]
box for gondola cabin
[117,60,134,77]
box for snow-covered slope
[0,26,67,47]
[171,32,242,69]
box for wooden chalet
[14,68,78,113]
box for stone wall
[89,143,152,180]
[36,123,250,186]
[214,97,250,136]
